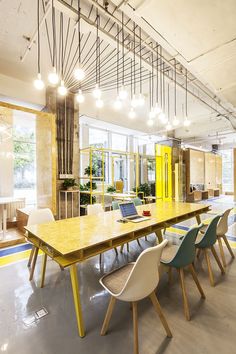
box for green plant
[62,178,77,190]
[79,183,97,206]
[107,185,116,193]
[84,166,97,177]
[133,183,151,197]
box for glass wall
[221,149,233,193]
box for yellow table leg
[196,214,201,225]
[70,264,85,337]
[155,229,163,243]
[40,253,47,288]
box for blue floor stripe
[0,243,32,257]
[172,224,189,231]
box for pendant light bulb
[34,73,44,90]
[131,95,138,108]
[58,80,67,96]
[96,98,104,108]
[137,94,145,106]
[93,84,102,99]
[159,112,167,123]
[74,67,85,81]
[147,119,154,127]
[184,117,191,127]
[114,97,122,110]
[76,89,85,103]
[173,116,179,126]
[154,102,161,115]
[48,67,59,85]
[166,122,172,131]
[119,86,128,100]
[128,107,136,119]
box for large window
[112,133,127,151]
[89,128,108,148]
[13,113,36,206]
[221,149,233,193]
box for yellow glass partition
[155,144,172,201]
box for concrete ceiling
[0,0,236,148]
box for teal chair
[195,214,225,286]
[161,224,205,320]
[133,197,142,206]
[112,201,119,210]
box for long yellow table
[25,201,210,337]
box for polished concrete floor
[1,198,236,354]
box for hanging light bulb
[154,102,161,115]
[147,119,154,127]
[166,122,172,131]
[74,67,85,81]
[159,112,167,123]
[34,73,44,90]
[119,86,128,100]
[58,80,67,96]
[76,89,85,103]
[48,67,59,85]
[173,116,179,126]
[113,97,122,110]
[184,117,191,127]
[137,93,145,106]
[149,108,156,119]
[128,107,136,119]
[93,84,101,99]
[131,94,138,108]
[96,98,104,108]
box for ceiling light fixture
[58,80,67,96]
[76,89,85,103]
[119,12,128,100]
[147,119,154,127]
[48,1,59,85]
[96,98,104,108]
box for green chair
[112,200,120,210]
[133,197,142,206]
[161,224,205,320]
[195,214,225,286]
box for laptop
[119,202,150,223]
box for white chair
[26,208,55,287]
[87,204,118,260]
[200,208,235,267]
[100,239,172,354]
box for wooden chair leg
[189,264,206,299]
[27,246,35,267]
[40,254,47,288]
[136,239,141,247]
[204,249,215,286]
[99,253,102,265]
[132,302,139,354]
[127,243,129,253]
[101,296,116,335]
[196,248,202,259]
[114,247,118,256]
[145,236,147,241]
[29,247,39,281]
[178,268,190,320]
[120,244,124,253]
[217,236,226,268]
[222,234,235,259]
[211,245,225,274]
[149,292,172,337]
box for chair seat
[101,263,134,295]
[161,244,179,264]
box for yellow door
[155,144,172,201]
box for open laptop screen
[119,202,138,218]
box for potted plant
[107,185,116,193]
[133,183,151,197]
[62,178,78,190]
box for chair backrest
[217,208,232,235]
[87,203,104,215]
[115,180,124,193]
[197,214,222,248]
[133,197,142,206]
[165,225,202,268]
[27,208,55,226]
[112,201,120,210]
[117,239,168,302]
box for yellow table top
[25,201,210,256]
